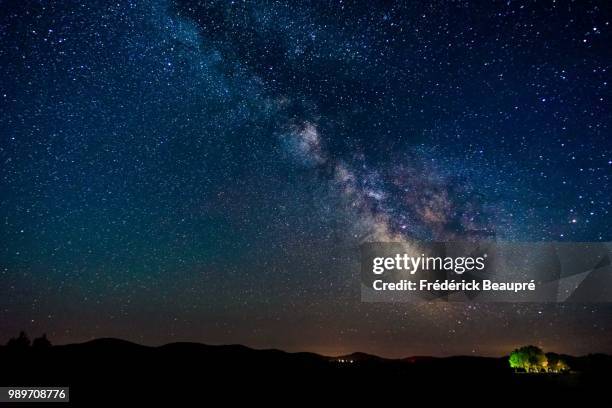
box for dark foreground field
[1,339,610,404]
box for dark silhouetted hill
[1,338,609,404]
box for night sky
[1,0,611,357]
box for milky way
[1,0,611,357]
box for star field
[1,0,611,357]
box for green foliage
[509,350,525,370]
[508,346,569,373]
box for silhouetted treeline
[5,331,51,349]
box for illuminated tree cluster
[509,346,569,373]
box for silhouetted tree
[32,333,52,348]
[6,331,31,349]
[546,353,570,373]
